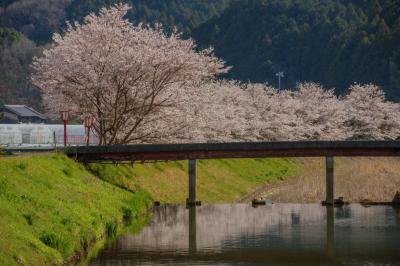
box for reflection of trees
[115,204,400,257]
[92,204,400,266]
[118,204,326,251]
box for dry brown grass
[259,157,400,203]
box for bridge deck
[64,141,400,162]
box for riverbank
[3,153,398,265]
[0,153,152,266]
[87,158,299,203]
[253,157,400,203]
[88,157,400,205]
[0,154,299,265]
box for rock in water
[252,198,274,205]
[392,191,400,204]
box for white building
[0,124,98,147]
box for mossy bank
[0,153,152,266]
[87,158,298,203]
[0,153,298,265]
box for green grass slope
[0,154,151,266]
[88,158,298,203]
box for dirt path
[239,157,400,203]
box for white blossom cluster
[177,81,400,143]
[32,4,400,144]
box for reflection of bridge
[90,204,400,265]
[65,141,400,205]
[181,206,334,261]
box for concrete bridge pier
[325,156,334,205]
[187,159,197,206]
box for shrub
[80,230,90,253]
[22,214,33,225]
[60,217,70,225]
[16,163,27,170]
[122,206,135,224]
[61,167,72,176]
[39,231,66,253]
[105,221,117,238]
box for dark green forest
[194,0,400,98]
[67,0,231,37]
[0,0,399,109]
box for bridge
[64,141,400,205]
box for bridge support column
[187,159,197,206]
[325,156,334,205]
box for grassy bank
[0,154,299,265]
[257,157,400,203]
[0,153,152,266]
[87,158,298,203]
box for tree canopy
[193,0,400,99]
[33,4,228,144]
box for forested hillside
[0,0,230,108]
[0,0,230,43]
[0,0,399,108]
[194,0,400,99]
[66,0,231,36]
[0,27,41,108]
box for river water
[89,204,400,266]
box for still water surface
[90,204,400,266]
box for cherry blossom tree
[343,84,400,140]
[32,4,228,144]
[176,82,400,142]
[31,4,400,144]
[285,83,349,140]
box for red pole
[63,120,67,147]
[60,111,70,147]
[84,116,94,146]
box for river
[89,203,400,266]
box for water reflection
[90,204,400,266]
[326,206,334,258]
[188,206,196,254]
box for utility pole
[275,71,284,90]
